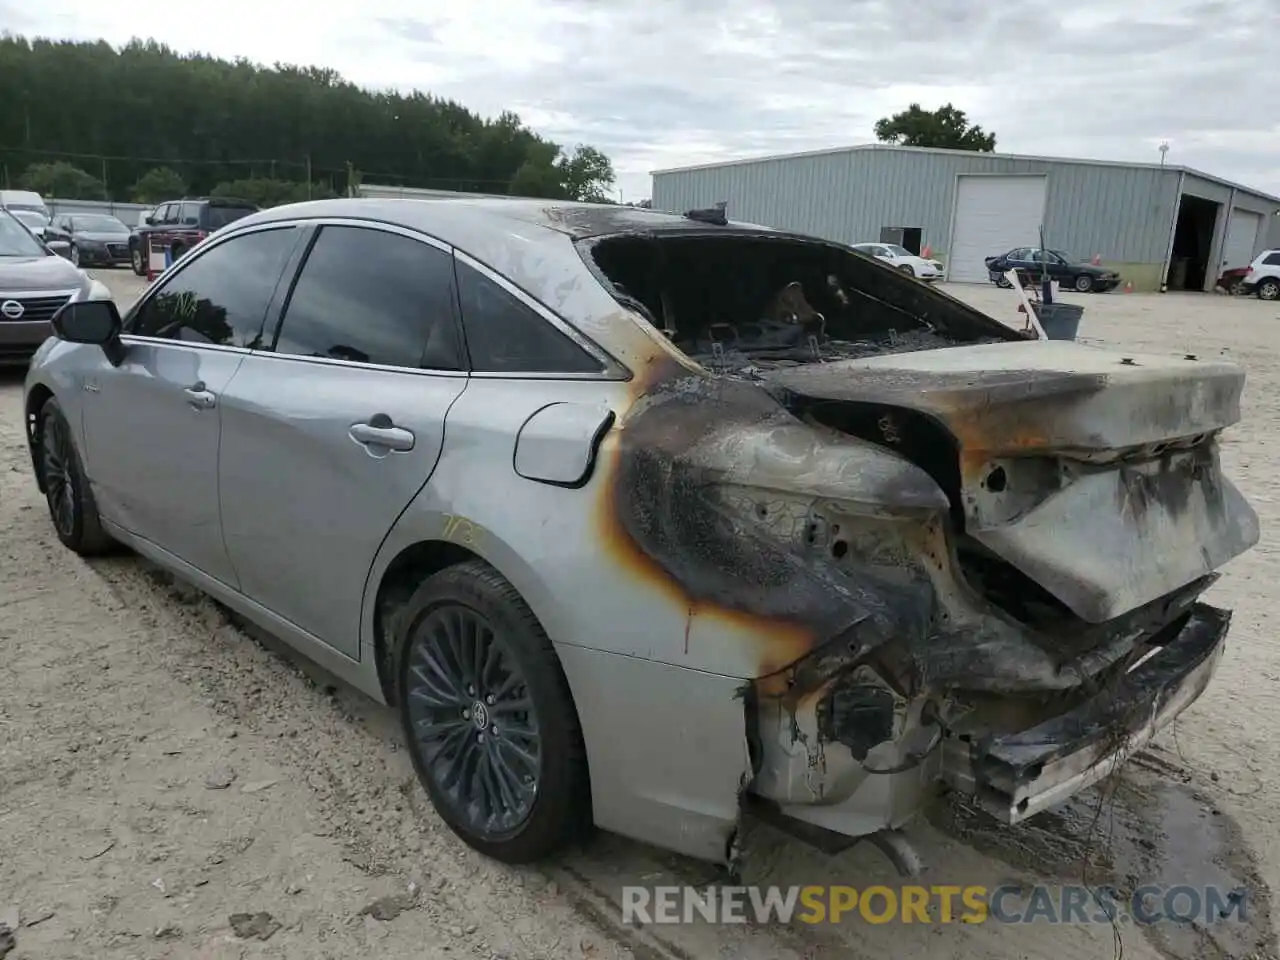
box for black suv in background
[129,197,259,275]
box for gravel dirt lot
[2,270,1278,959]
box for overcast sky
[7,0,1279,201]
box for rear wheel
[1074,274,1094,293]
[38,398,114,556]
[69,244,80,267]
[396,561,589,863]
[1259,278,1280,302]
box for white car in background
[1242,250,1280,302]
[850,242,944,280]
[10,209,50,240]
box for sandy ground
[1,271,1278,960]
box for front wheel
[897,264,916,278]
[1259,278,1280,302]
[38,398,115,556]
[1073,274,1094,293]
[396,561,590,863]
[69,244,80,267]
[130,244,146,276]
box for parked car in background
[129,197,259,275]
[24,197,1258,877]
[0,189,50,220]
[1241,250,1280,302]
[0,208,109,364]
[47,213,133,268]
[850,242,943,280]
[985,247,1120,293]
[10,209,51,240]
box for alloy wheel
[1260,280,1280,302]
[404,603,542,840]
[41,413,77,538]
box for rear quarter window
[1263,253,1280,267]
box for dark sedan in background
[46,213,133,268]
[985,247,1121,293]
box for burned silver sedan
[25,197,1258,872]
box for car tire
[69,243,80,268]
[38,398,115,556]
[1074,275,1094,293]
[396,560,589,864]
[994,275,1013,289]
[898,264,916,277]
[1259,278,1280,302]
[130,244,146,276]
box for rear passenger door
[217,221,469,658]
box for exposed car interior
[582,231,1012,377]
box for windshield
[885,244,912,257]
[72,214,128,232]
[206,205,255,230]
[0,212,49,256]
[6,203,47,216]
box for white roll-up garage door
[947,175,1048,283]
[1223,208,1263,270]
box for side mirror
[51,299,127,366]
[46,239,71,258]
[143,216,154,225]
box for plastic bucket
[1032,302,1084,341]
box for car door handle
[350,419,415,452]
[184,382,216,410]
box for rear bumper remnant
[941,602,1229,822]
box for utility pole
[305,154,312,199]
[101,157,108,195]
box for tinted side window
[1264,253,1280,267]
[271,226,461,370]
[179,202,200,225]
[126,227,297,347]
[455,261,602,374]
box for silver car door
[81,224,303,586]
[217,222,468,657]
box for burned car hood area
[581,222,1258,845]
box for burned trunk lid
[765,340,1259,623]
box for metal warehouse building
[651,144,1280,293]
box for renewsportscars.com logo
[621,884,1249,926]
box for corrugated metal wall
[651,147,1185,264]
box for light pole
[1159,141,1170,168]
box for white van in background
[0,189,51,219]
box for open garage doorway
[1167,194,1220,291]
[880,226,922,254]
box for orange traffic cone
[1123,281,1133,294]
[921,244,932,259]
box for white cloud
[6,0,1279,201]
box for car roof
[237,196,781,242]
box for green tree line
[0,35,617,205]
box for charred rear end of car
[586,225,1258,873]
